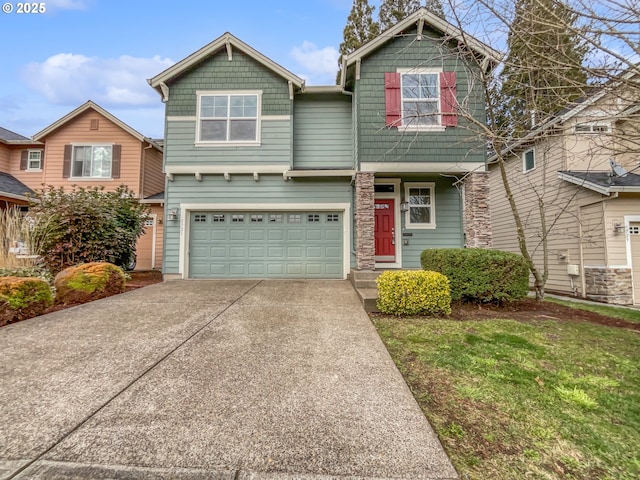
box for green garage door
[189,211,343,278]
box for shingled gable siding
[356,30,485,164]
[164,49,293,167]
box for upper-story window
[197,91,261,144]
[385,70,457,130]
[523,148,535,173]
[401,73,440,127]
[72,145,113,178]
[575,123,610,134]
[27,150,42,170]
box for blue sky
[0,0,356,138]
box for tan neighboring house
[488,81,640,305]
[5,101,165,270]
[0,127,40,208]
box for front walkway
[0,280,457,479]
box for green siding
[293,94,353,169]
[166,50,291,117]
[165,119,291,166]
[163,175,353,274]
[394,176,463,268]
[355,28,486,165]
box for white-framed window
[399,69,440,128]
[523,148,535,173]
[27,150,42,171]
[405,182,436,229]
[196,91,261,145]
[72,144,112,178]
[575,122,610,134]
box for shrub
[376,270,451,316]
[0,206,54,269]
[420,248,529,303]
[54,262,126,305]
[0,276,54,327]
[0,266,53,285]
[28,185,148,274]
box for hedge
[376,270,451,316]
[420,248,529,303]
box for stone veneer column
[584,267,633,305]
[464,171,493,248]
[355,171,375,270]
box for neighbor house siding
[39,110,143,194]
[489,134,607,295]
[400,176,463,267]
[164,119,291,166]
[293,94,353,169]
[162,175,352,274]
[0,145,10,171]
[580,202,606,266]
[356,29,486,166]
[604,195,640,266]
[6,147,45,186]
[142,146,164,198]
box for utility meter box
[567,264,580,276]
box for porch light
[613,222,625,234]
[400,202,410,212]
[167,209,178,221]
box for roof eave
[148,32,305,93]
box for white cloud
[290,41,339,85]
[23,53,174,107]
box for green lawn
[547,297,640,324]
[373,314,640,480]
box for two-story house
[1,102,165,270]
[489,78,640,304]
[149,9,500,280]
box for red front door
[375,199,395,262]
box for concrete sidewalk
[0,280,457,480]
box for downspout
[578,205,586,298]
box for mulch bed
[450,298,640,331]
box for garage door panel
[189,211,343,278]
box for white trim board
[361,162,485,173]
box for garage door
[189,211,343,278]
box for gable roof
[0,172,34,201]
[559,171,640,195]
[0,127,41,146]
[341,8,502,87]
[32,101,162,150]
[148,32,305,99]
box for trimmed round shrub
[0,276,54,327]
[420,248,529,303]
[376,270,451,316]
[54,262,126,305]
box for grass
[547,296,640,324]
[372,314,640,480]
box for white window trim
[404,182,436,229]
[574,122,611,134]
[397,67,444,131]
[523,148,536,173]
[26,149,42,171]
[195,90,262,147]
[70,143,114,180]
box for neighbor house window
[72,145,112,178]
[197,91,261,143]
[405,182,436,228]
[27,150,42,170]
[575,123,610,134]
[523,149,535,172]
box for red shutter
[384,72,402,127]
[440,71,457,127]
[20,151,28,170]
[63,145,72,178]
[112,144,121,179]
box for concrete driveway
[0,280,457,480]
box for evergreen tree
[337,0,380,83]
[500,0,588,135]
[379,0,445,32]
